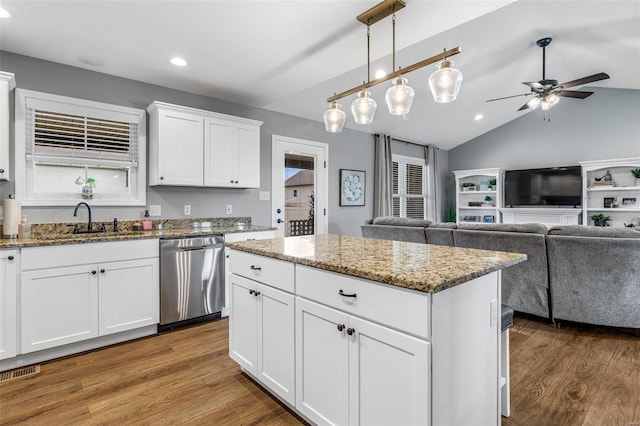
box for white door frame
[272,135,328,238]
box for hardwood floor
[1,316,638,425]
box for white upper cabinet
[148,101,262,188]
[0,72,15,181]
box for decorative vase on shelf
[603,170,612,181]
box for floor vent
[0,365,40,383]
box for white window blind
[393,155,427,219]
[25,109,138,168]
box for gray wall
[449,87,640,172]
[1,51,388,236]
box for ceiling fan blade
[522,81,544,90]
[486,93,531,102]
[557,90,594,99]
[559,72,610,89]
[517,102,531,111]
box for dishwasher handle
[179,246,207,252]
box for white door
[295,297,349,426]
[98,258,159,336]
[272,135,328,238]
[228,274,258,374]
[348,316,431,426]
[257,283,295,405]
[21,264,99,353]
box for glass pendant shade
[428,60,463,103]
[351,90,377,124]
[385,77,415,115]
[546,93,560,108]
[527,96,541,110]
[323,101,346,133]
[540,98,551,111]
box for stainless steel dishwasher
[159,235,224,330]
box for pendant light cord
[367,25,371,83]
[392,13,396,72]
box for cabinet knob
[235,180,239,184]
[91,270,97,275]
[337,324,345,332]
[230,180,234,183]
[160,176,164,180]
[346,327,355,336]
[249,289,255,295]
[0,169,4,174]
[100,269,106,273]
[254,291,260,297]
[7,255,14,261]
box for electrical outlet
[259,191,270,201]
[184,205,191,216]
[226,204,232,215]
[148,205,162,216]
[490,299,498,327]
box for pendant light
[428,51,463,103]
[385,77,414,115]
[350,25,377,125]
[323,101,346,133]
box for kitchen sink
[37,231,139,241]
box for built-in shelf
[586,186,640,192]
[586,207,640,213]
[454,168,502,225]
[459,206,497,210]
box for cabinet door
[98,258,159,336]
[0,72,14,181]
[0,250,17,359]
[229,274,258,373]
[21,265,99,353]
[236,123,260,188]
[348,316,430,426]
[296,297,349,426]
[204,118,235,187]
[156,109,204,185]
[257,283,295,405]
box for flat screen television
[504,166,582,207]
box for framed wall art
[339,169,365,206]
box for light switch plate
[184,205,191,216]
[259,191,270,201]
[148,205,161,216]
[226,204,232,215]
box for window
[15,89,146,206]
[392,155,427,219]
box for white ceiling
[1,0,638,150]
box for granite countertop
[227,234,527,294]
[0,220,274,249]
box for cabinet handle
[91,270,97,275]
[100,269,106,273]
[7,255,14,261]
[339,289,357,298]
[337,324,345,332]
[254,291,260,297]
[250,265,262,271]
[249,289,255,295]
[346,327,355,336]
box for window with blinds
[392,155,427,219]
[15,89,147,206]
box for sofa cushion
[428,222,458,229]
[361,224,427,243]
[372,216,432,227]
[548,225,640,238]
[458,222,548,235]
[425,223,456,246]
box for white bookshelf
[580,157,640,227]
[453,168,502,225]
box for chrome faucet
[73,202,93,233]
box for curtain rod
[387,135,438,150]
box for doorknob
[276,208,282,214]
[277,219,283,224]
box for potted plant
[590,213,611,227]
[483,195,493,206]
[461,182,476,191]
[631,169,640,186]
[487,178,497,190]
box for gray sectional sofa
[361,217,640,329]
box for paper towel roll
[3,195,21,238]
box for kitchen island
[226,234,526,426]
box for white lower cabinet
[0,250,18,360]
[229,274,295,405]
[295,297,430,426]
[20,240,159,355]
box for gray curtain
[373,134,393,217]
[425,145,440,222]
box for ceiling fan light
[527,96,541,110]
[351,90,377,124]
[428,60,463,103]
[546,93,560,108]
[323,101,346,133]
[540,98,551,111]
[385,77,415,116]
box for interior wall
[448,87,640,173]
[0,51,384,236]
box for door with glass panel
[272,136,328,238]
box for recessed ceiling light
[474,114,484,121]
[78,56,105,67]
[0,6,13,18]
[374,69,386,79]
[170,57,188,67]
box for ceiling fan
[486,37,610,111]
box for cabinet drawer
[229,250,294,293]
[296,265,430,339]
